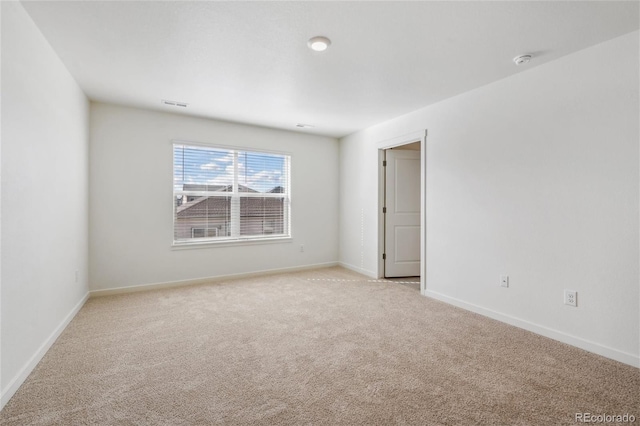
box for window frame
[171,140,292,248]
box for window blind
[173,143,290,244]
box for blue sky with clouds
[174,145,287,193]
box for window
[173,142,290,245]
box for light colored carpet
[385,276,420,292]
[1,267,638,425]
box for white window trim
[171,236,293,250]
[172,140,292,247]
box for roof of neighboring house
[182,183,228,192]
[240,198,284,217]
[177,183,284,219]
[176,196,229,218]
[182,183,258,193]
[176,197,284,219]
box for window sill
[171,236,292,250]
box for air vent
[162,99,188,108]
[296,123,314,128]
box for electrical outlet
[300,245,304,253]
[564,290,577,307]
[500,275,509,288]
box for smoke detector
[513,54,532,66]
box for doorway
[377,131,427,295]
[384,144,420,278]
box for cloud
[200,162,221,171]
[245,170,282,184]
[200,152,234,171]
[176,148,285,192]
[239,169,284,192]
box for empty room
[1,1,639,424]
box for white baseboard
[1,292,90,410]
[338,262,377,279]
[90,262,339,297]
[425,290,639,369]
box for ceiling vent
[162,99,188,108]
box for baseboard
[425,290,639,369]
[90,262,340,297]
[1,292,90,410]
[338,262,377,279]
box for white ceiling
[21,1,640,138]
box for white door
[385,149,421,277]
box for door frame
[377,130,427,295]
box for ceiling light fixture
[307,36,331,52]
[513,54,532,66]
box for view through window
[173,143,291,244]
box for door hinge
[383,160,387,167]
[382,253,386,260]
[383,207,386,214]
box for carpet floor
[1,267,638,425]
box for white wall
[1,0,90,406]
[89,103,339,291]
[339,31,640,366]
[0,0,4,396]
